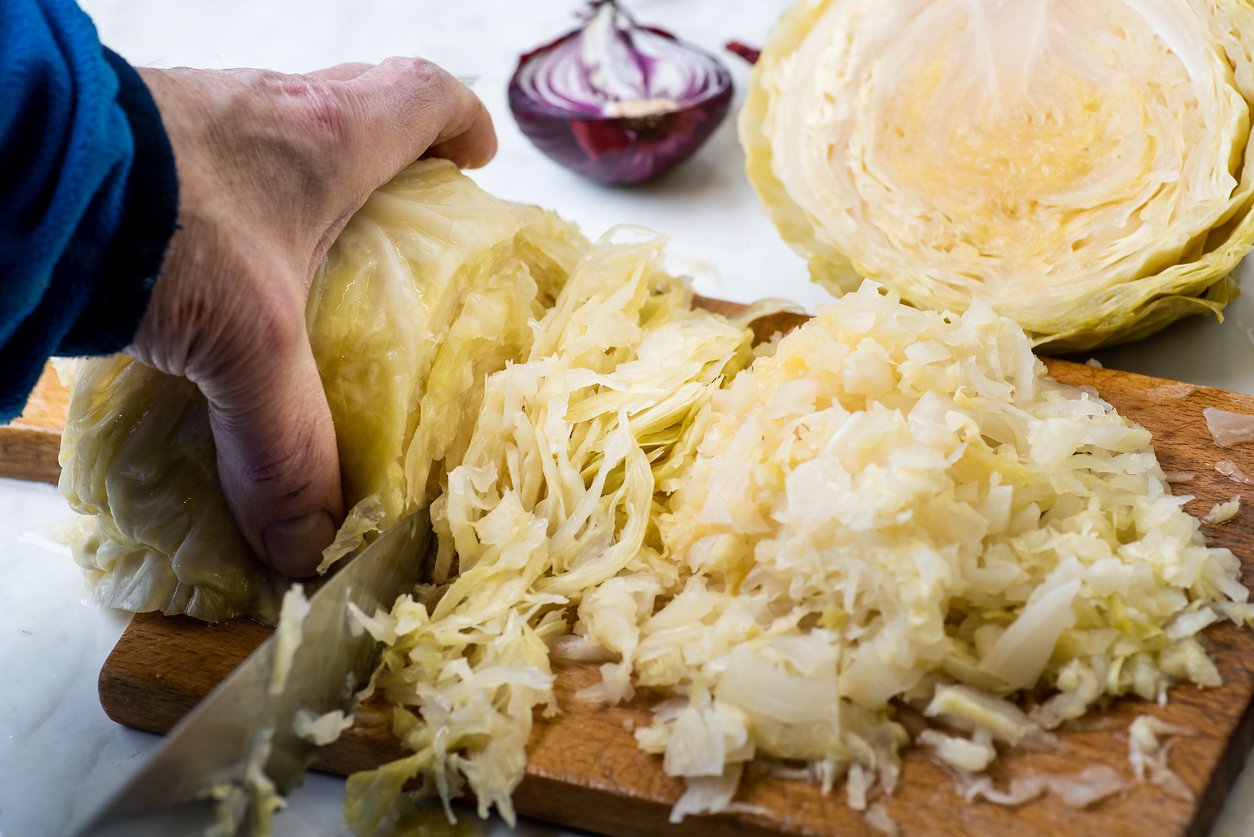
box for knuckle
[230,72,354,186]
[240,437,318,493]
[223,383,334,514]
[388,56,454,120]
[391,56,445,87]
[266,74,354,151]
[294,81,354,148]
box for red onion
[508,1,733,185]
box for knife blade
[73,509,434,836]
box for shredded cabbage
[1128,715,1195,800]
[1202,495,1242,524]
[593,282,1253,816]
[208,726,284,837]
[1217,459,1254,486]
[343,227,752,832]
[347,281,1251,826]
[917,729,995,774]
[1205,407,1254,448]
[956,765,1128,809]
[269,585,310,697]
[742,0,1254,350]
[55,162,1253,830]
[293,709,354,747]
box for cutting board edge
[1183,655,1254,837]
[0,424,61,485]
[97,609,1251,837]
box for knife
[72,509,435,836]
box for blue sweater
[0,0,178,420]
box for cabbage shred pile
[57,163,1253,830]
[352,277,1251,827]
[345,227,752,832]
[628,284,1252,813]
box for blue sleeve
[0,0,179,420]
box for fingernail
[264,511,335,578]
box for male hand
[128,59,495,578]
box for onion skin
[509,26,733,185]
[725,41,761,65]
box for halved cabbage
[742,0,1254,350]
[58,161,586,622]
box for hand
[128,59,495,578]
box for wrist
[57,51,180,357]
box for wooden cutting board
[5,305,1254,837]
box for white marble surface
[3,1,1254,835]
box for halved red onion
[508,1,733,185]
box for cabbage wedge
[58,161,586,622]
[742,0,1254,350]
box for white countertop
[4,1,1254,835]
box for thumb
[198,305,343,579]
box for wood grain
[0,364,68,484]
[5,306,1254,836]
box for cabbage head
[58,161,586,622]
[741,0,1254,350]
